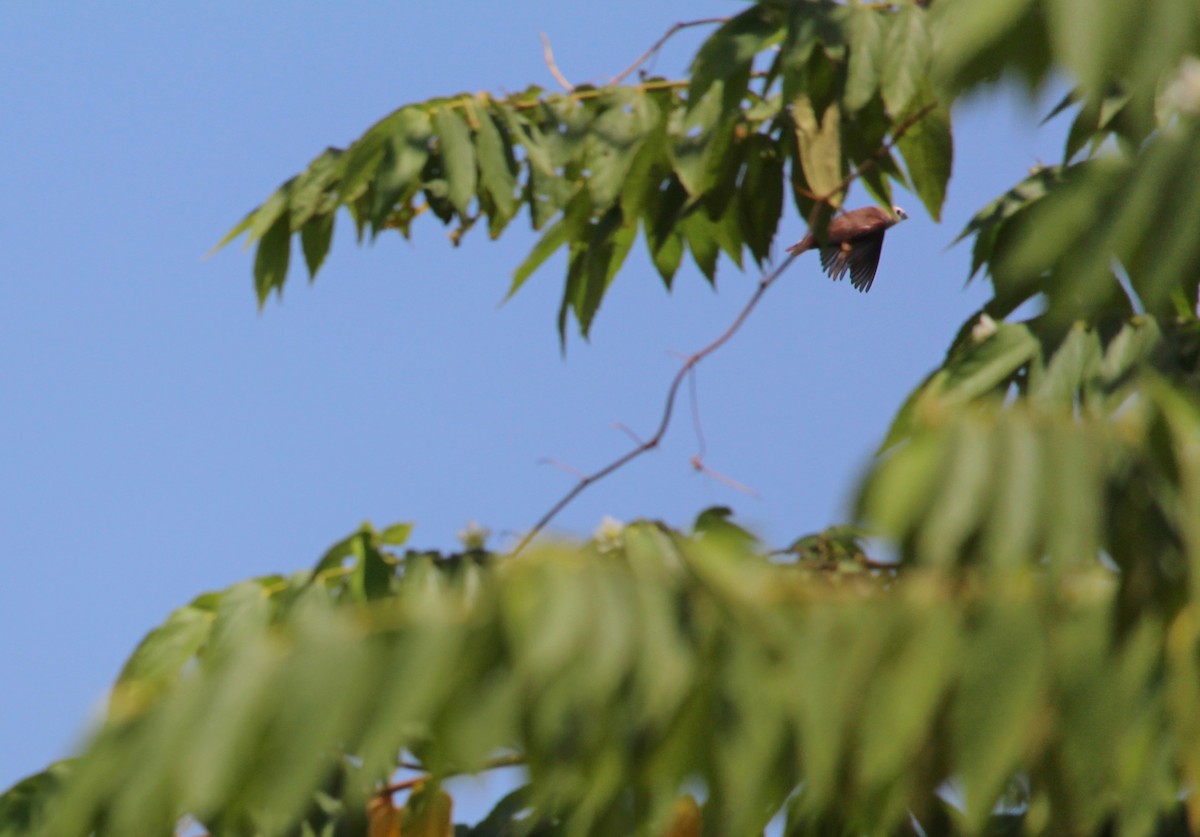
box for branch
[512,249,799,555]
[510,99,942,556]
[611,17,728,85]
[540,33,574,92]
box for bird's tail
[786,235,815,256]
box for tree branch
[512,250,799,555]
[510,99,942,556]
[611,18,728,85]
[540,33,574,92]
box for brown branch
[611,17,728,85]
[510,99,942,556]
[512,250,800,555]
[690,456,760,498]
[819,101,939,209]
[538,457,587,480]
[686,366,705,459]
[540,33,574,92]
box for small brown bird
[787,205,907,292]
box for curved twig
[611,17,728,85]
[512,250,799,555]
[510,99,941,555]
[540,33,574,92]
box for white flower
[456,520,491,550]
[1162,56,1200,116]
[593,515,625,551]
[971,313,998,342]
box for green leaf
[857,607,958,790]
[953,164,1065,283]
[981,416,1043,567]
[688,6,785,114]
[934,321,1040,404]
[1028,322,1102,407]
[643,176,688,288]
[915,417,995,565]
[681,210,719,284]
[473,101,519,229]
[300,212,335,279]
[288,147,344,230]
[736,134,783,265]
[895,99,951,221]
[856,432,944,539]
[1043,420,1104,566]
[253,215,292,306]
[930,0,1045,96]
[432,107,477,216]
[880,3,930,117]
[844,5,886,112]
[378,522,414,546]
[585,89,659,210]
[246,180,295,244]
[841,95,900,207]
[211,208,256,255]
[668,84,726,196]
[692,506,758,549]
[340,112,403,204]
[110,603,214,719]
[791,95,842,203]
[573,207,636,338]
[0,762,73,835]
[509,188,589,299]
[781,2,849,104]
[370,108,433,230]
[352,543,394,601]
[954,603,1046,827]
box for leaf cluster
[11,1,1200,835]
[216,2,952,343]
[7,515,1200,836]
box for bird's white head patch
[891,206,909,221]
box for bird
[786,205,907,292]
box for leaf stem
[611,17,729,86]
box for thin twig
[690,456,760,497]
[611,18,728,85]
[686,366,705,459]
[512,251,799,555]
[510,99,941,555]
[538,457,587,480]
[613,422,646,445]
[540,33,574,92]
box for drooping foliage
[12,517,1200,836]
[8,0,1200,834]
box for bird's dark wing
[819,244,851,282]
[817,230,885,292]
[845,231,885,292]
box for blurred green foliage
[8,0,1200,833]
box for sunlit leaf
[881,3,931,117]
[895,98,951,222]
[253,215,291,306]
[688,6,784,114]
[844,5,886,112]
[791,95,842,203]
[432,107,477,216]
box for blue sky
[0,1,1065,803]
